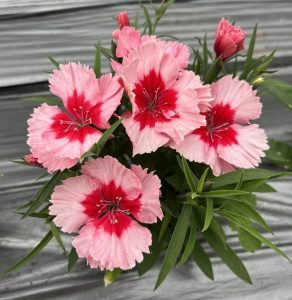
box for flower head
[173,75,268,176]
[49,156,163,270]
[112,27,190,73]
[214,18,246,61]
[27,63,123,173]
[120,41,212,155]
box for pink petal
[81,155,142,200]
[130,165,163,223]
[27,103,80,173]
[211,75,262,123]
[115,27,141,58]
[122,115,170,155]
[217,124,269,169]
[73,214,152,271]
[49,175,99,233]
[171,132,225,176]
[49,62,100,110]
[165,40,190,69]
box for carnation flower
[112,26,190,73]
[214,18,246,61]
[120,41,212,155]
[173,75,269,176]
[27,63,123,173]
[49,156,163,271]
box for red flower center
[133,69,177,129]
[82,181,141,235]
[195,103,238,148]
[50,90,101,142]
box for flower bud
[116,11,130,29]
[24,153,43,167]
[214,18,246,61]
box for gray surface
[0,0,292,299]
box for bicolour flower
[49,156,163,270]
[27,63,123,173]
[112,26,190,73]
[173,75,269,176]
[120,41,212,155]
[214,18,246,61]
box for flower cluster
[10,3,291,289]
[25,12,268,271]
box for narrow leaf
[196,167,209,194]
[192,242,214,280]
[68,247,79,271]
[199,190,249,198]
[158,212,172,241]
[202,197,213,232]
[23,171,62,218]
[155,205,192,289]
[25,96,62,105]
[1,231,53,275]
[94,41,101,77]
[181,157,197,192]
[240,24,257,79]
[50,223,67,255]
[142,5,153,35]
[177,212,197,266]
[202,229,252,284]
[48,55,60,68]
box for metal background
[0,1,292,299]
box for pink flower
[120,41,212,155]
[214,18,246,61]
[27,63,123,173]
[112,27,190,73]
[49,156,163,270]
[116,11,130,29]
[172,75,269,176]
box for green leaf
[203,34,208,78]
[104,268,121,286]
[155,205,192,289]
[1,231,53,275]
[204,58,221,84]
[177,212,197,266]
[50,223,67,255]
[202,197,213,232]
[226,201,272,233]
[213,168,292,189]
[155,0,174,26]
[199,190,249,198]
[220,211,290,261]
[196,167,209,194]
[253,182,277,193]
[158,212,172,241]
[96,119,122,152]
[262,79,292,110]
[25,96,62,105]
[68,247,79,271]
[192,241,214,280]
[23,171,63,218]
[142,5,153,35]
[180,157,197,192]
[48,55,60,68]
[17,211,48,219]
[82,119,122,160]
[138,231,162,276]
[240,24,257,79]
[202,229,252,284]
[238,228,262,252]
[94,41,101,77]
[265,139,292,170]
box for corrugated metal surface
[0,1,292,299]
